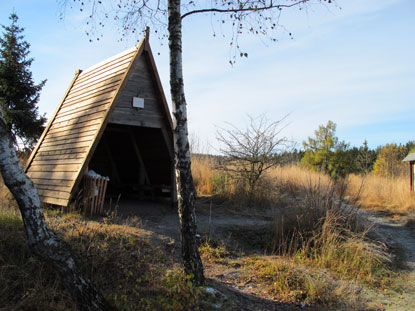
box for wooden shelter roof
[403,153,415,162]
[25,34,173,206]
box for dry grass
[196,162,398,308]
[1,155,407,309]
[192,155,230,196]
[192,158,415,214]
[0,204,203,311]
[261,165,395,286]
[271,170,393,285]
[241,255,363,307]
[347,174,415,214]
[192,155,278,206]
[200,240,371,308]
[267,164,333,195]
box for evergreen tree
[302,120,338,174]
[301,121,356,179]
[0,13,46,150]
[356,139,377,175]
[405,140,415,154]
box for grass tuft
[347,174,415,214]
[241,255,361,307]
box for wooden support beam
[129,128,150,186]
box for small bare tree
[217,114,288,198]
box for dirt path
[113,198,415,310]
[364,212,415,270]
[358,210,415,311]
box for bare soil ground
[111,197,415,310]
[358,210,415,311]
[110,198,317,310]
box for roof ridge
[80,45,138,76]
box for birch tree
[63,0,333,285]
[0,107,113,310]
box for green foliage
[276,149,305,165]
[303,120,338,153]
[405,140,415,154]
[356,140,377,175]
[301,121,355,179]
[328,144,358,179]
[0,13,46,150]
[373,144,406,178]
[211,173,228,194]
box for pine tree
[357,139,377,175]
[0,13,46,150]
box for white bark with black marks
[0,108,114,311]
[168,0,204,285]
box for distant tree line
[200,119,414,184]
[293,120,414,180]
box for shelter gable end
[109,52,166,128]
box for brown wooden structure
[403,153,415,193]
[25,32,176,207]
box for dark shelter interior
[88,123,173,200]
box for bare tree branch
[181,0,307,19]
[216,114,289,197]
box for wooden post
[99,178,108,214]
[129,129,150,186]
[84,175,109,216]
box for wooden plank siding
[26,46,138,206]
[109,54,165,127]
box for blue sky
[0,0,414,151]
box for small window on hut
[132,97,144,109]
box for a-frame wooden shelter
[25,32,175,207]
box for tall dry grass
[347,174,415,213]
[198,161,394,308]
[192,157,415,214]
[195,160,393,285]
[265,166,392,283]
[192,155,279,205]
[267,164,333,195]
[192,155,233,196]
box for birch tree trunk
[0,108,113,311]
[168,0,204,285]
